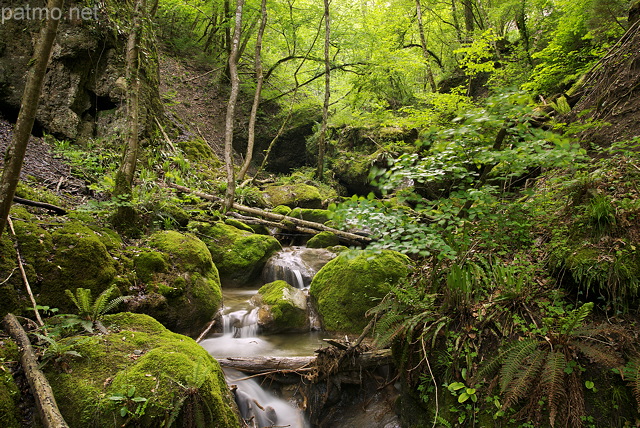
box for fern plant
[65,285,129,333]
[475,302,625,427]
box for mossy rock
[310,249,411,333]
[263,184,323,209]
[272,205,292,216]
[0,234,23,317]
[0,340,20,427]
[23,221,118,313]
[188,222,282,284]
[253,280,309,333]
[177,138,220,164]
[224,218,253,233]
[45,313,240,428]
[306,232,339,248]
[130,231,223,337]
[289,208,331,224]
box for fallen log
[3,313,69,428]
[12,196,66,215]
[167,182,371,244]
[218,349,392,375]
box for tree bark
[415,0,438,92]
[238,0,267,182]
[114,0,145,198]
[0,0,64,238]
[316,0,330,180]
[167,182,372,244]
[223,0,244,211]
[218,349,392,374]
[3,314,69,427]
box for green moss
[264,184,323,209]
[306,231,340,248]
[134,250,168,283]
[0,235,21,317]
[132,231,223,336]
[224,218,253,232]
[15,181,64,207]
[257,281,308,332]
[0,340,20,427]
[177,138,220,165]
[310,249,411,333]
[45,313,240,428]
[188,221,281,284]
[289,208,331,224]
[272,205,292,216]
[148,230,213,274]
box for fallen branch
[218,349,392,375]
[166,182,371,245]
[12,197,66,215]
[196,320,216,343]
[7,217,43,327]
[3,313,69,428]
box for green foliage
[476,303,626,426]
[64,285,128,333]
[109,386,149,420]
[34,333,89,371]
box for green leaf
[585,380,594,389]
[458,392,470,403]
[127,386,136,397]
[448,382,466,392]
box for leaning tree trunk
[316,0,330,180]
[415,0,437,92]
[237,0,267,182]
[0,0,64,238]
[223,0,244,211]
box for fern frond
[102,295,128,316]
[541,350,566,427]
[502,348,545,410]
[91,285,116,320]
[570,339,623,368]
[77,288,92,316]
[561,302,593,335]
[624,358,640,410]
[65,289,80,312]
[499,338,539,392]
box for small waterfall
[262,246,337,289]
[224,308,259,338]
[226,368,309,428]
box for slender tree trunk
[114,0,145,198]
[462,0,475,36]
[0,0,64,238]
[223,0,244,211]
[238,0,267,182]
[316,0,330,180]
[415,0,437,92]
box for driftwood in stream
[2,313,69,428]
[167,182,371,245]
[218,349,392,377]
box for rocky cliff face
[0,2,160,142]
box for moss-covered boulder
[263,184,323,209]
[306,231,340,248]
[272,205,292,216]
[289,208,331,224]
[252,281,309,333]
[45,313,240,428]
[15,220,118,313]
[309,249,411,333]
[130,231,223,336]
[188,222,282,284]
[0,340,20,427]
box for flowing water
[200,247,337,428]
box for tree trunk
[316,0,330,180]
[0,0,64,238]
[415,0,438,92]
[223,0,244,211]
[238,0,267,182]
[3,314,69,427]
[114,0,145,198]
